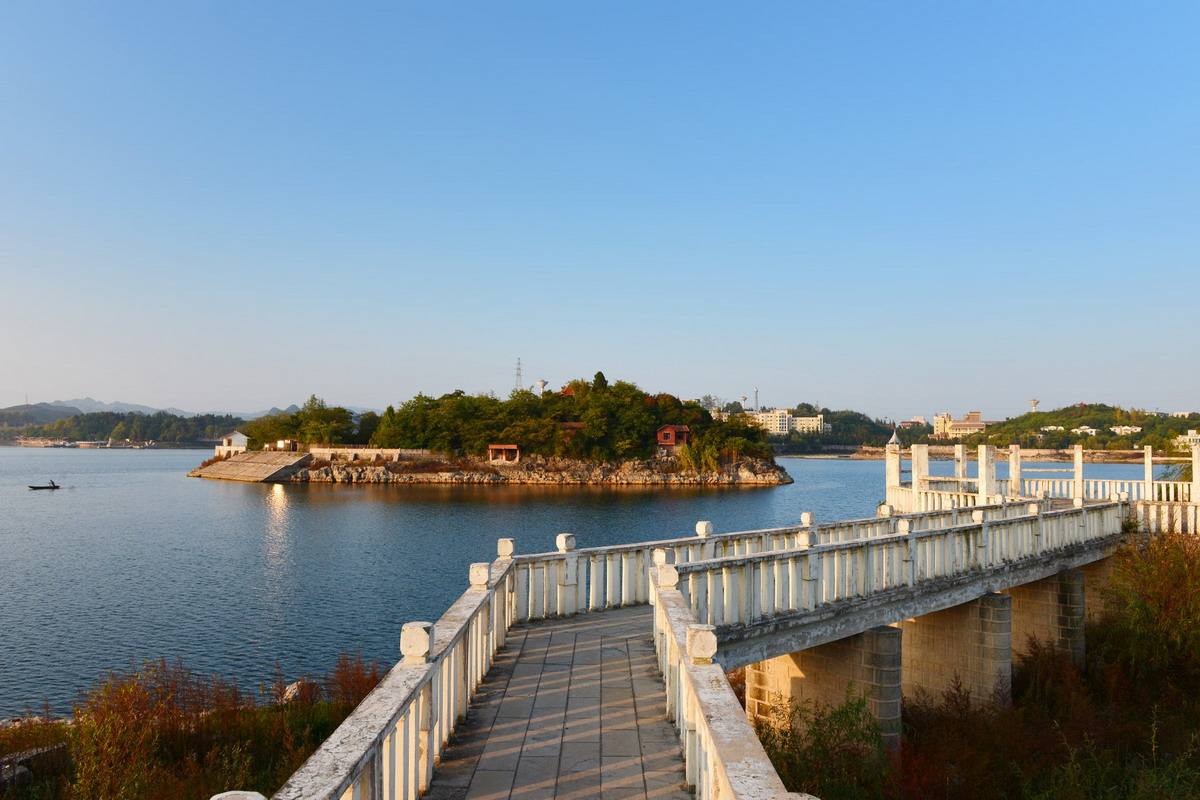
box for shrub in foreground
[0,655,382,800]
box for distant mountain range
[1,397,384,426]
[45,397,305,420]
[0,403,83,427]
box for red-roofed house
[656,425,691,457]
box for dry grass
[0,654,383,800]
[195,452,230,469]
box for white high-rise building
[741,409,832,436]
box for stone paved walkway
[425,607,690,800]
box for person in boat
[49,479,57,488]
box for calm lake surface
[0,448,1159,716]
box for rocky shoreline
[287,455,792,486]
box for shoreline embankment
[286,455,792,486]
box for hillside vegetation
[964,404,1198,451]
[360,373,772,465]
[10,412,245,444]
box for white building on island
[1109,425,1143,436]
[214,431,248,458]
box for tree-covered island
[237,373,790,485]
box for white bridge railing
[889,442,1198,514]
[241,497,1128,800]
[649,571,810,800]
[1132,500,1200,534]
[669,501,1124,628]
[270,555,518,800]
[506,501,1055,622]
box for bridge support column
[1007,569,1085,666]
[900,592,1012,704]
[1081,556,1114,624]
[745,626,901,749]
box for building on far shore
[1109,425,1142,436]
[741,409,831,436]
[215,431,248,457]
[932,411,989,439]
[1071,426,1099,437]
[1175,430,1200,450]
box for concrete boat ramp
[189,451,312,482]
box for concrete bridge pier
[899,592,1013,705]
[745,626,902,749]
[1006,569,1085,665]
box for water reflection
[263,482,291,624]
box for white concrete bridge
[214,443,1200,800]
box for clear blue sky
[2,2,1197,419]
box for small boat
[28,480,60,491]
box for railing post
[1080,496,1089,546]
[911,444,930,489]
[899,519,915,586]
[686,624,717,665]
[657,562,679,593]
[977,445,996,501]
[399,620,437,793]
[695,520,714,560]
[1028,502,1042,554]
[954,443,967,480]
[401,621,434,666]
[971,509,988,567]
[651,548,675,607]
[470,563,491,649]
[1144,445,1154,502]
[497,538,515,559]
[799,512,815,547]
[885,440,902,488]
[1008,444,1022,498]
[556,533,578,616]
[1073,444,1084,500]
[1192,445,1200,504]
[469,562,490,589]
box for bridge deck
[426,607,689,800]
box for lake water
[0,448,1157,716]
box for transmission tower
[514,358,523,392]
